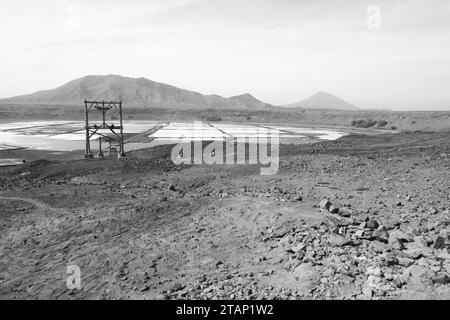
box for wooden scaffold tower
[83,100,126,158]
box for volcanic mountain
[0,75,273,110]
[229,93,272,109]
[285,91,359,111]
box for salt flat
[0,120,348,152]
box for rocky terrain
[1,131,450,300]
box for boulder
[433,236,446,249]
[398,257,414,267]
[320,199,332,211]
[323,215,351,228]
[370,241,390,253]
[383,252,398,266]
[388,230,413,250]
[435,249,450,260]
[366,275,383,290]
[366,266,382,276]
[366,220,379,230]
[403,241,433,259]
[292,243,306,253]
[292,263,321,292]
[362,286,373,298]
[338,207,353,217]
[400,265,435,290]
[329,233,352,247]
[373,226,389,242]
[390,230,413,242]
[329,206,339,214]
[382,217,401,230]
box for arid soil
[1,131,450,300]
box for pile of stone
[266,199,450,299]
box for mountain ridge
[0,75,274,110]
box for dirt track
[1,131,450,299]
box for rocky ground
[1,131,450,300]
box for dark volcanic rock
[320,199,332,211]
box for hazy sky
[1,0,450,110]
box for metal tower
[83,100,125,158]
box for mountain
[229,93,271,109]
[285,91,359,111]
[0,75,272,110]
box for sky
[0,0,450,110]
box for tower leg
[118,101,126,157]
[84,100,92,158]
[97,137,104,157]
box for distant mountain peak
[237,92,254,98]
[285,91,359,111]
[229,93,271,109]
[311,91,343,99]
[229,92,256,99]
